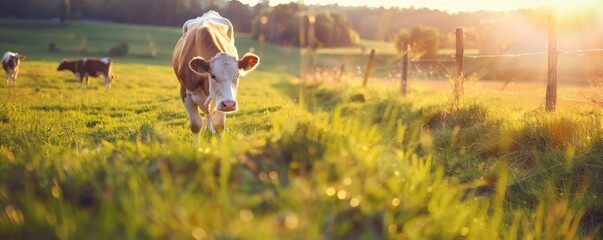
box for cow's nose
[219,100,237,112]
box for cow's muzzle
[217,100,237,112]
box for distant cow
[2,51,26,87]
[173,11,260,145]
[57,58,116,89]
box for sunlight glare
[325,187,336,196]
[246,0,601,13]
[337,190,347,199]
[191,227,207,240]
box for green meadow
[1,20,602,239]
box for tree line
[2,0,601,55]
[0,0,258,32]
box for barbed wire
[372,65,399,71]
[561,48,603,54]
[462,48,603,59]
[355,47,603,74]
[410,59,455,63]
[464,52,547,59]
[464,84,593,103]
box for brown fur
[173,21,238,102]
[57,58,112,78]
[57,58,116,88]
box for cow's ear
[62,58,68,63]
[238,53,260,74]
[19,55,26,60]
[189,57,210,74]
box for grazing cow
[173,11,260,145]
[57,58,116,89]
[2,51,26,87]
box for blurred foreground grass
[0,60,602,239]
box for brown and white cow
[57,57,116,89]
[173,11,260,145]
[2,51,26,87]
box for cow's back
[182,11,234,41]
[2,52,15,71]
[83,58,112,77]
[173,18,238,93]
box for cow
[57,57,116,89]
[173,11,260,146]
[2,51,26,87]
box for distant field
[1,20,603,239]
[0,19,299,71]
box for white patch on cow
[3,51,21,86]
[207,53,239,112]
[2,52,14,63]
[100,58,110,65]
[181,11,233,41]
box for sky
[238,0,602,13]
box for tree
[70,0,92,19]
[251,5,358,48]
[313,12,358,47]
[253,3,299,46]
[395,29,411,53]
[222,1,252,33]
[59,0,70,23]
[0,0,31,18]
[394,25,440,59]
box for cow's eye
[210,74,216,79]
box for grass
[1,19,603,239]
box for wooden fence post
[363,49,376,87]
[298,1,306,83]
[453,28,465,110]
[546,14,558,112]
[337,64,345,82]
[401,45,409,96]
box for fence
[358,14,603,112]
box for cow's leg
[85,76,90,86]
[79,76,84,88]
[211,111,226,138]
[103,75,110,89]
[184,94,203,148]
[5,72,10,86]
[206,113,213,132]
[12,70,18,87]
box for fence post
[401,45,409,96]
[298,1,306,83]
[337,64,345,82]
[363,49,376,87]
[546,13,558,112]
[453,28,465,110]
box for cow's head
[57,58,69,71]
[189,52,259,112]
[16,54,25,63]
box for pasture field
[1,20,603,239]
